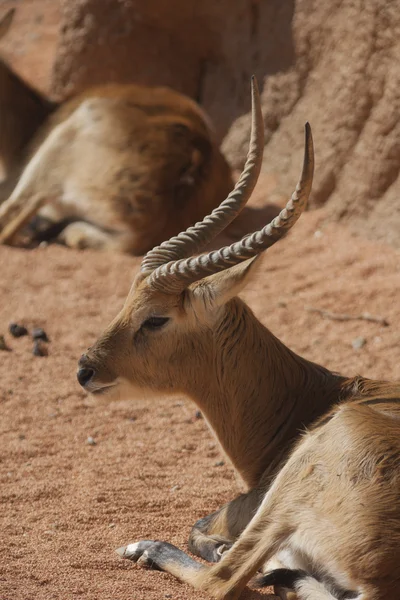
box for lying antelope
[77,78,400,600]
[0,8,232,253]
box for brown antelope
[77,78,400,600]
[0,8,232,253]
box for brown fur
[77,254,400,599]
[66,71,400,597]
[0,10,232,254]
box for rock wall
[52,0,400,245]
[223,1,400,246]
[51,1,295,140]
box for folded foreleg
[0,115,77,244]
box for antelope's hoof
[116,540,163,570]
[216,542,232,558]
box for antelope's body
[77,78,400,599]
[0,10,232,254]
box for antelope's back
[25,84,234,253]
[342,376,400,415]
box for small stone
[352,336,366,350]
[9,323,28,338]
[32,327,49,342]
[214,460,225,467]
[170,485,180,493]
[87,436,96,446]
[0,335,11,351]
[314,230,323,239]
[33,340,48,356]
[108,523,116,528]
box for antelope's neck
[186,300,346,489]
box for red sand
[0,210,399,599]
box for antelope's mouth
[85,380,118,396]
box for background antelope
[0,8,232,254]
[77,78,400,599]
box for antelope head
[77,78,314,401]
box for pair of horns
[141,77,314,294]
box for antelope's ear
[191,256,261,309]
[127,271,148,298]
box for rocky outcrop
[223,1,400,246]
[51,1,295,140]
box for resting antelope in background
[77,78,400,600]
[0,9,232,253]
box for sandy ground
[0,209,399,600]
[1,3,400,599]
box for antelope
[77,77,400,600]
[0,8,232,254]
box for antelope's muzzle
[77,354,96,389]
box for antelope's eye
[141,316,170,330]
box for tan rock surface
[51,1,296,140]
[222,1,400,246]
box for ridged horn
[147,123,314,294]
[140,76,264,273]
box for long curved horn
[148,123,314,294]
[140,76,264,273]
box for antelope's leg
[254,568,360,600]
[118,483,289,598]
[117,450,301,597]
[118,517,289,599]
[0,115,76,244]
[0,192,47,244]
[117,540,206,582]
[58,221,120,251]
[253,569,312,600]
[188,488,263,562]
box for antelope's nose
[77,367,95,388]
[77,354,96,388]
